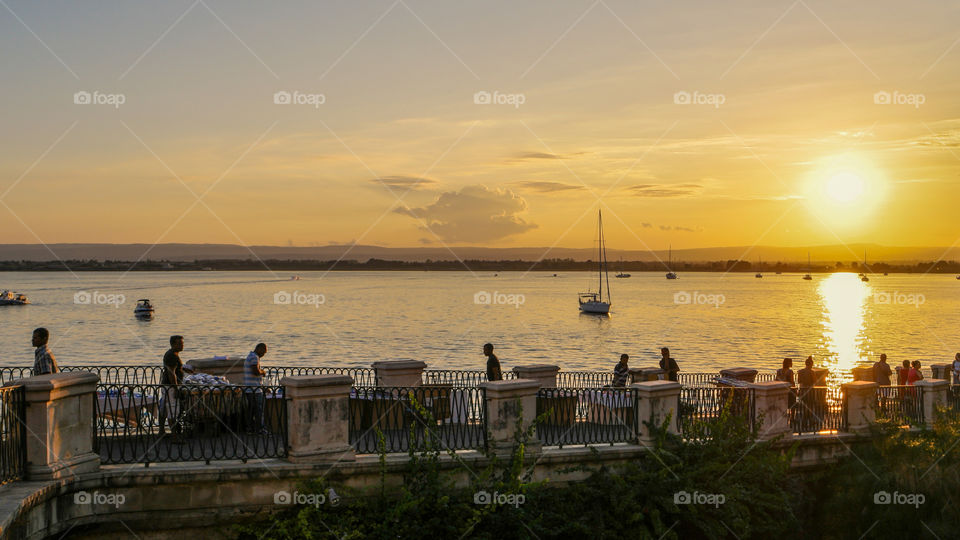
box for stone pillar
[719,368,758,383]
[481,379,540,455]
[842,381,878,433]
[281,375,355,463]
[512,365,559,389]
[930,364,952,381]
[185,357,246,384]
[632,380,681,445]
[750,381,793,440]
[630,368,664,383]
[8,372,101,480]
[371,360,426,387]
[851,365,875,382]
[915,379,950,424]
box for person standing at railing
[897,360,910,386]
[796,357,817,430]
[243,343,268,434]
[952,353,960,385]
[776,358,796,409]
[611,354,629,387]
[31,327,59,375]
[159,335,193,442]
[907,360,924,385]
[484,343,502,382]
[659,347,679,382]
[873,354,892,386]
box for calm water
[0,271,957,383]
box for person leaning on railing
[158,335,194,442]
[659,347,680,382]
[31,327,59,376]
[796,356,817,429]
[611,354,629,387]
[776,358,796,408]
[243,343,268,434]
[484,343,502,382]
[953,353,960,385]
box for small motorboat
[290,275,301,281]
[755,272,763,278]
[0,291,29,306]
[615,272,631,278]
[802,274,813,281]
[860,273,869,282]
[134,299,155,319]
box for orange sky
[1,1,958,251]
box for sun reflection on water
[818,273,871,386]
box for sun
[825,172,865,203]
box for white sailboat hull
[579,301,610,314]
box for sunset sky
[1,0,958,252]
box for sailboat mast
[600,211,611,303]
[597,210,603,297]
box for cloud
[513,181,586,193]
[517,152,561,160]
[658,224,699,232]
[393,185,537,243]
[371,176,436,190]
[626,183,701,197]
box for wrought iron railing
[94,383,287,464]
[61,365,163,385]
[679,386,756,440]
[791,386,844,434]
[536,387,637,447]
[0,386,26,485]
[677,372,719,387]
[420,369,517,386]
[0,367,32,385]
[264,366,376,387]
[875,385,924,426]
[555,371,611,388]
[349,386,486,454]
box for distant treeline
[2,258,960,273]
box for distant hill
[0,243,958,264]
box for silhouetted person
[907,360,923,385]
[776,358,796,408]
[897,360,911,386]
[953,353,960,385]
[659,347,679,382]
[796,356,817,429]
[873,354,892,386]
[612,354,629,387]
[484,343,502,382]
[31,328,58,375]
[159,335,193,440]
[244,343,268,434]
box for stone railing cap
[10,371,99,390]
[720,367,759,375]
[841,380,878,388]
[481,379,540,391]
[186,357,244,368]
[631,380,681,390]
[914,378,950,387]
[750,381,791,389]
[513,365,560,372]
[280,374,353,387]
[371,360,427,370]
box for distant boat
[578,210,611,314]
[290,275,301,281]
[755,257,763,278]
[0,290,29,306]
[803,252,813,280]
[860,273,869,282]
[615,257,631,278]
[665,245,678,279]
[861,250,870,281]
[134,299,154,319]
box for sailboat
[803,252,813,280]
[665,245,678,279]
[615,257,631,278]
[755,257,763,278]
[578,210,612,314]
